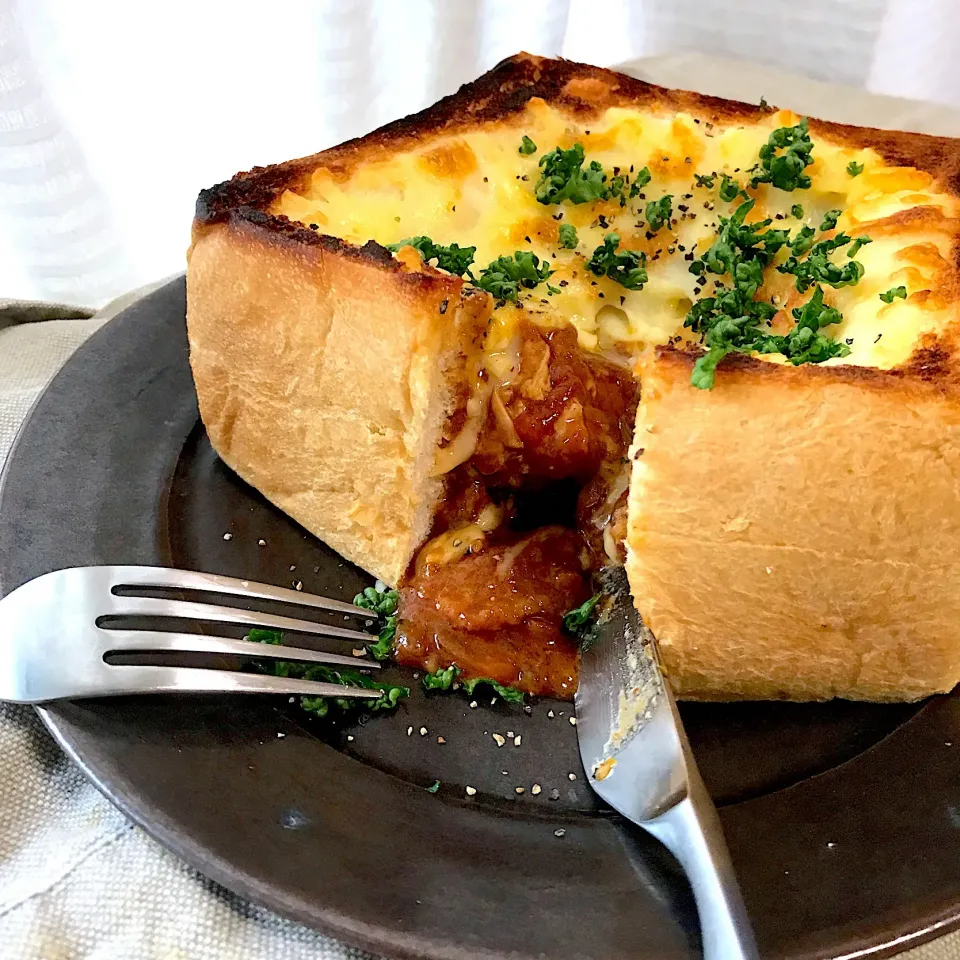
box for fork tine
[107,595,377,643]
[109,566,377,618]
[101,630,379,669]
[99,664,383,700]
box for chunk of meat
[471,321,638,488]
[395,527,588,698]
[431,466,499,531]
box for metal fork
[0,566,388,704]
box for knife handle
[644,776,760,960]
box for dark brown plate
[2,277,960,959]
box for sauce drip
[395,527,586,698]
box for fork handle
[644,778,760,960]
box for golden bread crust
[195,53,960,233]
[187,218,486,585]
[627,348,960,700]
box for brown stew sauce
[394,321,638,699]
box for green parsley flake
[690,284,850,390]
[788,224,816,257]
[694,173,716,189]
[474,251,552,301]
[354,584,398,617]
[563,595,601,633]
[718,175,747,203]
[777,233,866,293]
[819,209,841,232]
[386,236,476,276]
[847,160,864,177]
[628,166,652,197]
[689,198,788,280]
[846,236,873,258]
[685,197,854,389]
[645,195,673,233]
[778,284,848,364]
[461,676,525,703]
[586,234,648,290]
[791,204,804,219]
[879,285,907,303]
[535,143,609,205]
[519,135,537,155]
[422,664,522,702]
[558,222,579,249]
[750,117,814,191]
[353,584,400,660]
[247,627,409,717]
[423,664,461,692]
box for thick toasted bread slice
[187,222,488,586]
[188,54,960,701]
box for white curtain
[1,0,957,306]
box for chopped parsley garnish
[689,284,849,390]
[365,622,396,661]
[749,117,814,191]
[386,236,476,276]
[535,143,610,205]
[558,222,579,249]
[423,664,523,702]
[777,233,866,293]
[354,584,399,617]
[607,172,626,203]
[694,172,716,189]
[563,594,601,633]
[847,160,864,177]
[788,224,816,257]
[353,584,399,660]
[474,251,553,301]
[791,204,804,218]
[461,676,525,703]
[777,284,848,364]
[628,166,652,197]
[718,175,747,202]
[518,135,538,155]
[819,209,841,232]
[645,195,673,233]
[300,667,408,718]
[247,627,409,717]
[586,233,648,290]
[689,198,789,280]
[879,285,907,303]
[846,236,873,257]
[685,197,853,389]
[423,664,461,692]
[534,144,644,206]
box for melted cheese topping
[274,98,959,371]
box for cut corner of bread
[186,52,960,702]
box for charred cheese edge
[273,100,959,375]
